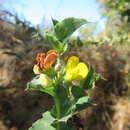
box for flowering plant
[26,17,100,130]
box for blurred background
[0,0,130,130]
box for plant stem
[53,95,61,130]
[54,97,60,119]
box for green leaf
[29,119,55,130]
[52,18,59,26]
[54,17,87,41]
[71,86,86,99]
[74,96,94,113]
[45,33,68,53]
[42,111,56,123]
[45,33,61,49]
[52,121,75,130]
[29,111,56,130]
[55,114,72,122]
[29,111,75,130]
[26,76,55,96]
[81,66,101,90]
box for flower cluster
[33,50,88,87]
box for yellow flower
[64,56,88,81]
[39,74,50,87]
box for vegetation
[97,0,130,44]
[26,17,100,130]
[0,0,130,130]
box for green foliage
[29,110,75,130]
[54,17,87,42]
[44,17,87,53]
[99,0,130,13]
[45,33,68,53]
[28,83,94,130]
[74,96,93,112]
[71,86,86,99]
[97,0,130,45]
[29,111,55,130]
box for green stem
[54,96,60,119]
[53,94,61,130]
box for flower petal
[66,56,79,73]
[77,62,88,79]
[65,66,82,81]
[47,50,58,55]
[44,51,59,69]
[36,53,46,70]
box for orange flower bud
[35,50,59,72]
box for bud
[54,63,61,72]
[39,74,50,87]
